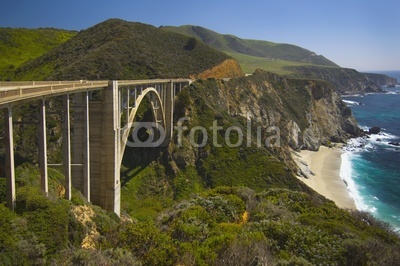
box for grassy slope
[14,19,232,81]
[0,28,76,80]
[161,25,339,75]
[225,51,317,75]
[162,25,386,94]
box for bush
[0,178,6,203]
[16,186,50,212]
[117,221,177,265]
[68,248,141,266]
[170,205,214,242]
[0,203,18,249]
[214,231,274,266]
[193,194,245,223]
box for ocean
[341,70,400,232]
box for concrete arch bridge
[0,79,191,215]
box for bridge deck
[0,79,191,108]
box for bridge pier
[89,81,121,215]
[165,81,174,142]
[63,94,72,200]
[72,91,91,201]
[38,98,48,196]
[4,107,15,211]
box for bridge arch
[119,87,166,165]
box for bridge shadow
[120,144,165,187]
[120,101,164,187]
[120,163,149,187]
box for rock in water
[389,142,400,146]
[369,126,381,134]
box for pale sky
[1,0,399,71]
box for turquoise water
[342,71,400,232]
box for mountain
[0,27,76,81]
[363,72,398,86]
[2,21,393,95]
[286,66,385,94]
[161,25,338,68]
[162,25,390,94]
[13,19,243,80]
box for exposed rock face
[285,66,384,95]
[287,121,301,148]
[185,69,360,152]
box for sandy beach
[294,145,356,209]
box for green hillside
[1,73,400,265]
[14,19,234,80]
[0,27,76,81]
[223,52,319,75]
[161,25,338,74]
[162,25,386,94]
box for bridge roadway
[0,79,191,216]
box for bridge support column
[89,82,120,216]
[164,81,174,143]
[38,98,48,196]
[72,91,90,201]
[63,94,72,200]
[4,107,15,211]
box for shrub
[214,231,274,266]
[170,205,214,242]
[117,221,177,265]
[192,194,245,223]
[0,203,18,250]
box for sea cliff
[285,66,384,94]
[363,72,398,87]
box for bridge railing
[0,79,192,108]
[0,81,110,107]
[0,80,109,87]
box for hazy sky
[1,0,399,71]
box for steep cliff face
[286,66,383,95]
[179,69,359,152]
[159,69,360,196]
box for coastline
[294,145,356,210]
